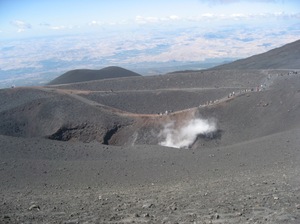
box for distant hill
[48,66,141,85]
[213,39,300,70]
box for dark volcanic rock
[0,40,300,224]
[0,87,133,143]
[213,39,300,69]
[48,66,141,85]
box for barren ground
[1,69,300,223]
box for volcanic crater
[1,41,300,224]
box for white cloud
[39,22,51,27]
[50,26,66,30]
[49,25,77,30]
[200,0,277,4]
[273,12,300,19]
[230,13,249,20]
[169,15,180,20]
[186,11,300,22]
[135,16,159,24]
[135,15,181,24]
[292,13,300,19]
[202,13,214,18]
[39,23,77,30]
[10,20,32,32]
[88,20,103,26]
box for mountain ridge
[48,66,141,85]
[212,39,300,70]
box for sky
[0,0,299,87]
[1,0,299,39]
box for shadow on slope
[0,87,133,144]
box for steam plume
[159,118,217,149]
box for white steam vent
[159,118,217,149]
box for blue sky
[1,0,299,39]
